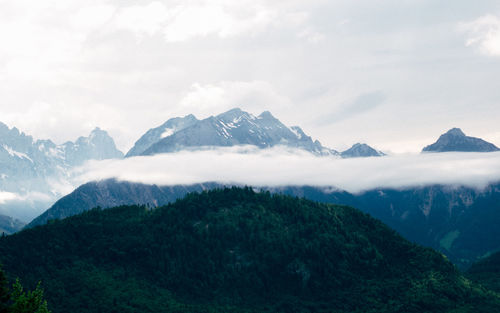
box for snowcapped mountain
[0,122,123,221]
[62,127,124,166]
[126,114,198,157]
[423,128,499,152]
[127,108,338,157]
[340,143,385,158]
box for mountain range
[2,108,500,228]
[27,179,500,269]
[0,123,123,221]
[0,108,386,221]
[126,108,339,157]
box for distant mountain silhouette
[423,128,499,152]
[340,143,385,158]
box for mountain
[61,127,124,166]
[3,188,499,312]
[423,128,500,152]
[340,143,385,158]
[126,114,199,157]
[249,184,500,269]
[0,214,25,235]
[126,108,338,157]
[27,179,500,268]
[27,180,219,228]
[0,122,123,221]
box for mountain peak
[423,128,499,152]
[216,108,253,121]
[445,128,466,137]
[127,108,339,157]
[341,143,385,158]
[258,110,275,119]
[67,127,123,164]
[89,127,109,139]
[223,107,244,114]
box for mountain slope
[27,180,500,268]
[341,143,385,158]
[423,128,499,152]
[126,115,199,157]
[3,188,498,312]
[0,214,25,234]
[127,108,337,157]
[27,180,219,227]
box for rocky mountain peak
[258,110,276,120]
[423,128,499,152]
[341,143,385,158]
[127,108,339,157]
[445,128,466,137]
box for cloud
[75,147,500,194]
[461,14,500,56]
[71,4,116,32]
[177,81,292,118]
[1,101,123,147]
[0,191,55,221]
[0,191,18,204]
[316,91,386,125]
[108,0,310,42]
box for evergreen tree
[0,266,50,313]
[9,280,50,313]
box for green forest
[1,187,500,312]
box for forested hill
[1,188,499,312]
[467,251,500,293]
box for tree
[9,280,50,313]
[0,266,50,313]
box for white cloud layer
[0,192,18,204]
[461,14,500,56]
[0,191,56,221]
[75,147,500,194]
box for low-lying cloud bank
[0,191,56,222]
[74,146,500,194]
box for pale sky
[1,0,500,153]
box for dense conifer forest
[1,187,499,312]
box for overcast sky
[1,0,500,153]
